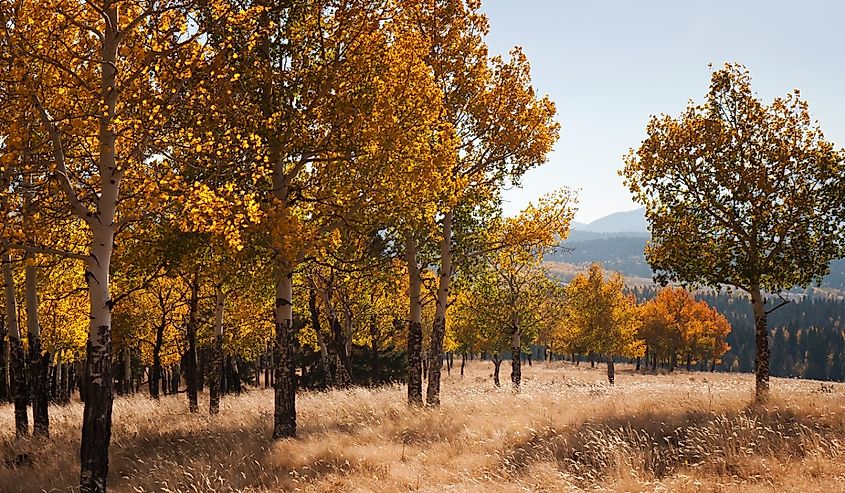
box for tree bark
[79,226,116,493]
[3,253,28,436]
[493,354,502,387]
[426,210,453,407]
[50,357,58,400]
[150,321,164,400]
[170,363,180,394]
[405,237,423,406]
[72,361,82,402]
[308,288,332,388]
[369,318,379,386]
[606,354,615,385]
[59,359,70,404]
[10,336,28,436]
[78,4,121,487]
[185,273,199,412]
[229,357,241,394]
[264,348,271,388]
[209,286,226,415]
[161,368,168,395]
[273,270,297,438]
[460,352,466,377]
[26,260,49,436]
[122,348,131,395]
[426,317,446,404]
[220,356,227,395]
[0,316,8,403]
[329,315,352,388]
[510,326,521,389]
[750,286,770,402]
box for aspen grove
[1,2,844,493]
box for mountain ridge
[559,208,845,292]
[574,207,648,234]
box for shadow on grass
[0,404,341,491]
[1,392,425,492]
[501,401,844,485]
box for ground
[2,361,845,492]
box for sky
[481,0,845,223]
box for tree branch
[0,240,90,261]
[765,293,792,315]
[30,92,92,223]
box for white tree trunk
[79,222,116,492]
[2,253,21,341]
[25,260,49,436]
[2,252,28,436]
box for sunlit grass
[2,362,845,492]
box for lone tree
[622,63,845,402]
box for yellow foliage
[560,264,643,358]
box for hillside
[557,210,845,290]
[550,235,651,278]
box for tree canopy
[622,63,845,400]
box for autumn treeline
[644,288,845,381]
[449,263,730,386]
[0,0,573,491]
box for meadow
[2,362,844,492]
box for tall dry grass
[2,362,845,492]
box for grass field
[2,361,845,492]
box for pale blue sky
[482,0,845,222]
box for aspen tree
[562,264,643,385]
[3,1,224,488]
[183,1,454,426]
[402,0,560,406]
[623,64,845,401]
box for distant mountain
[556,208,652,281]
[574,207,648,234]
[550,234,651,280]
[557,207,845,292]
[565,229,648,243]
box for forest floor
[2,361,845,492]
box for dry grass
[3,362,845,492]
